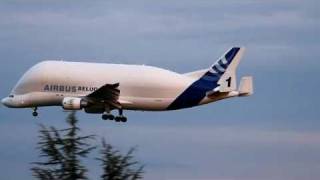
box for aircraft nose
[1,97,11,107]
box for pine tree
[98,139,144,180]
[32,112,145,180]
[31,112,95,180]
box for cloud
[87,123,320,147]
[0,0,318,70]
[82,123,320,180]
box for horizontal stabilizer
[238,76,253,96]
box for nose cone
[1,97,13,108]
[2,97,9,107]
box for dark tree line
[31,112,144,180]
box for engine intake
[62,97,88,110]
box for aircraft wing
[86,83,122,109]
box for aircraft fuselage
[2,47,253,121]
[2,61,215,111]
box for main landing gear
[102,108,127,123]
[32,107,38,117]
[115,109,127,123]
[102,113,114,120]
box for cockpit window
[9,95,14,98]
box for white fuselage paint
[2,61,218,111]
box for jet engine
[62,97,88,110]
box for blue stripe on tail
[167,47,240,110]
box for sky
[0,0,320,179]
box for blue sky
[0,0,319,179]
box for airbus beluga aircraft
[2,47,253,122]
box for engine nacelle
[62,97,88,110]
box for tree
[98,139,144,180]
[31,112,95,180]
[31,112,145,180]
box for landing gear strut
[32,107,38,117]
[102,106,114,120]
[115,109,127,123]
[101,107,127,123]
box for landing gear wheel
[115,116,121,122]
[102,114,108,120]
[32,107,38,117]
[115,116,127,123]
[102,105,115,121]
[121,116,127,123]
[109,114,115,120]
[32,111,38,117]
[102,114,115,120]
[115,109,127,123]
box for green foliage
[98,139,144,180]
[31,112,145,180]
[31,112,95,180]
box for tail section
[213,47,245,92]
[184,47,245,84]
[194,47,246,93]
[238,76,253,96]
[168,47,248,110]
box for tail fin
[191,47,245,92]
[212,47,245,92]
[168,47,247,110]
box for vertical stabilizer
[168,47,246,110]
[215,47,245,92]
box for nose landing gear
[32,107,38,117]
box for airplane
[1,47,253,123]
